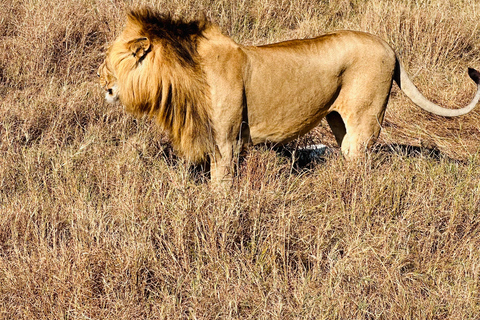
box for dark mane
[128,8,209,67]
[111,7,216,163]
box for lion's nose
[107,88,113,95]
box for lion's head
[98,8,215,163]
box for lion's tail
[393,57,480,117]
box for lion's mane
[109,9,215,163]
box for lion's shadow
[165,142,459,183]
[371,143,444,160]
[281,143,458,171]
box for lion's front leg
[210,142,234,187]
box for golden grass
[1,0,480,318]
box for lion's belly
[247,100,331,145]
[245,70,340,145]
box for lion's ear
[127,37,151,61]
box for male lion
[98,8,480,184]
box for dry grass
[1,0,480,319]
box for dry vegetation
[1,0,480,319]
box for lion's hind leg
[340,118,382,160]
[329,94,388,161]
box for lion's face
[97,59,119,104]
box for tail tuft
[468,68,480,84]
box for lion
[98,8,480,184]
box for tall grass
[1,0,480,318]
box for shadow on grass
[371,143,455,162]
[156,141,462,184]
[279,142,461,171]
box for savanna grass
[1,0,480,319]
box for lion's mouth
[105,84,120,104]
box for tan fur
[98,8,480,185]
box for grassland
[1,0,480,319]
